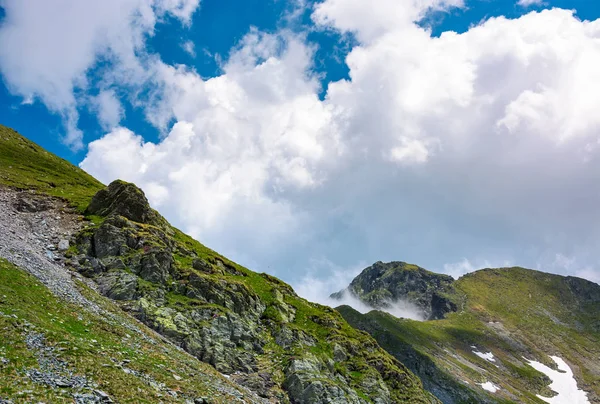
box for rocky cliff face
[65,180,438,403]
[331,261,463,320]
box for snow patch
[473,350,496,362]
[525,356,590,404]
[480,381,500,393]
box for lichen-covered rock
[93,222,128,258]
[274,326,316,350]
[138,252,173,284]
[96,271,138,301]
[85,180,162,226]
[283,356,366,404]
[192,258,213,273]
[69,182,439,404]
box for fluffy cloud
[79,6,600,293]
[2,0,598,298]
[82,30,341,267]
[312,0,464,43]
[0,0,200,148]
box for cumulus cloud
[0,0,200,148]
[312,0,465,43]
[82,30,340,266]
[79,7,600,292]
[3,0,600,296]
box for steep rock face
[332,261,462,320]
[68,181,438,404]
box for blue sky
[1,0,600,299]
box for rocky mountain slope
[333,262,600,403]
[331,262,463,320]
[0,123,438,403]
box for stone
[139,252,172,284]
[101,257,126,270]
[333,344,348,363]
[85,180,162,226]
[192,258,213,273]
[13,196,51,213]
[93,223,127,259]
[93,389,113,403]
[57,239,69,251]
[96,271,139,301]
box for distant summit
[334,263,600,403]
[331,261,462,320]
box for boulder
[96,271,139,301]
[85,180,162,226]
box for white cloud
[0,0,200,149]
[93,90,124,129]
[0,0,597,290]
[293,259,425,320]
[79,8,600,289]
[312,0,465,43]
[182,40,196,57]
[82,30,340,266]
[517,0,544,7]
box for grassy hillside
[0,258,259,403]
[0,125,103,211]
[0,124,438,403]
[338,267,600,403]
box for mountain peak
[331,261,462,320]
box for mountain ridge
[0,124,438,403]
[333,261,600,403]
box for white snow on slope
[525,356,590,404]
[480,381,500,393]
[473,350,496,362]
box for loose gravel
[0,188,99,311]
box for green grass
[0,125,104,211]
[0,258,261,403]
